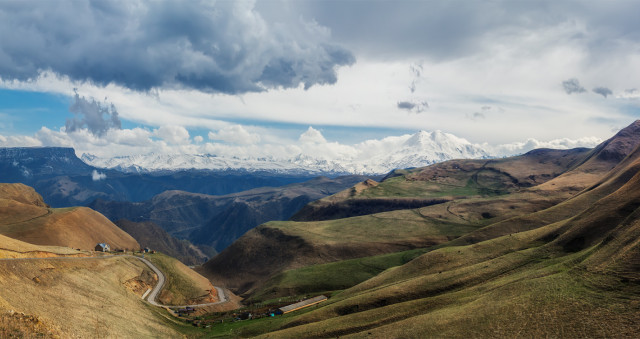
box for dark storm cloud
[562,78,587,94]
[256,1,640,62]
[397,100,428,113]
[592,87,613,98]
[66,92,121,136]
[0,1,354,94]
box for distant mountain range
[82,130,491,175]
[0,147,322,207]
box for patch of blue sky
[0,89,142,135]
[0,89,71,135]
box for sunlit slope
[0,233,82,258]
[0,183,139,250]
[0,256,182,338]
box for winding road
[0,254,227,309]
[135,255,227,308]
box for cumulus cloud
[489,136,602,156]
[155,125,190,145]
[397,100,429,113]
[562,78,586,94]
[208,125,260,145]
[91,169,106,181]
[592,87,613,98]
[299,127,327,144]
[0,134,42,147]
[66,92,121,136]
[194,135,204,143]
[0,1,354,94]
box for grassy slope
[238,214,639,338]
[200,123,640,337]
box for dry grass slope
[0,256,182,338]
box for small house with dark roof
[95,243,110,252]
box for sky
[1,0,640,160]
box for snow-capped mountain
[82,130,492,175]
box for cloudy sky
[1,0,639,160]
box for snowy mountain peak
[82,129,493,175]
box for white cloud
[0,134,42,147]
[299,126,327,144]
[154,125,190,145]
[91,170,106,181]
[616,88,640,100]
[194,135,204,143]
[208,125,261,145]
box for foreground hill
[0,183,139,250]
[197,123,640,337]
[91,175,371,252]
[0,254,184,337]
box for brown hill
[0,183,139,251]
